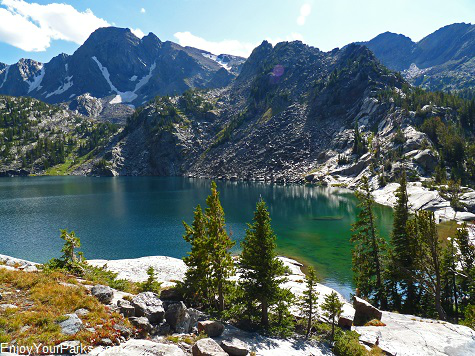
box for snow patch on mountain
[201,52,232,71]
[0,66,10,89]
[27,66,45,93]
[46,76,73,98]
[92,56,155,104]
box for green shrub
[333,330,367,356]
[138,267,162,294]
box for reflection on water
[0,177,393,299]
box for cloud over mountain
[0,0,110,51]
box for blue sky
[0,0,474,64]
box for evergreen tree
[240,198,288,328]
[299,267,320,338]
[408,210,447,320]
[387,170,416,313]
[455,224,475,308]
[60,229,82,266]
[183,205,211,306]
[352,122,367,156]
[205,181,235,311]
[351,176,387,308]
[321,291,344,343]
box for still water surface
[0,177,393,298]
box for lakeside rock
[0,254,38,272]
[88,256,186,288]
[90,339,185,356]
[354,311,475,356]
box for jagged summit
[362,22,475,90]
[0,26,241,111]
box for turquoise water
[0,177,393,298]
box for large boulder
[353,296,382,326]
[91,339,185,356]
[412,149,438,172]
[132,292,165,323]
[117,299,135,317]
[192,338,227,356]
[58,314,83,335]
[220,339,249,356]
[160,287,183,301]
[129,316,152,338]
[91,285,114,304]
[198,320,225,337]
[165,302,188,333]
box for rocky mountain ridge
[0,27,245,120]
[361,22,475,91]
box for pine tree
[183,205,211,306]
[206,181,235,311]
[321,291,344,343]
[408,210,447,320]
[387,170,416,313]
[240,198,288,328]
[299,267,319,338]
[455,224,475,308]
[351,176,387,308]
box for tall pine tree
[206,181,235,312]
[182,182,235,311]
[409,210,446,320]
[183,205,211,306]
[299,267,319,338]
[240,198,288,329]
[351,176,387,309]
[387,170,416,313]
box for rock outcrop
[131,292,165,323]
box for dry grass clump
[0,268,132,347]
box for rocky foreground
[1,254,475,355]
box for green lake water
[0,177,393,298]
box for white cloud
[174,31,306,57]
[131,28,145,39]
[140,8,146,14]
[297,3,312,26]
[0,0,110,52]
[174,31,257,57]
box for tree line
[351,172,475,328]
[181,181,345,341]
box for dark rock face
[111,41,402,182]
[361,23,475,91]
[0,27,240,108]
[353,296,383,326]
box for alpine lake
[0,177,394,299]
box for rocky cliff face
[0,27,244,118]
[105,41,416,183]
[361,23,475,91]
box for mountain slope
[361,23,475,91]
[0,27,245,111]
[107,41,403,181]
[0,95,120,176]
